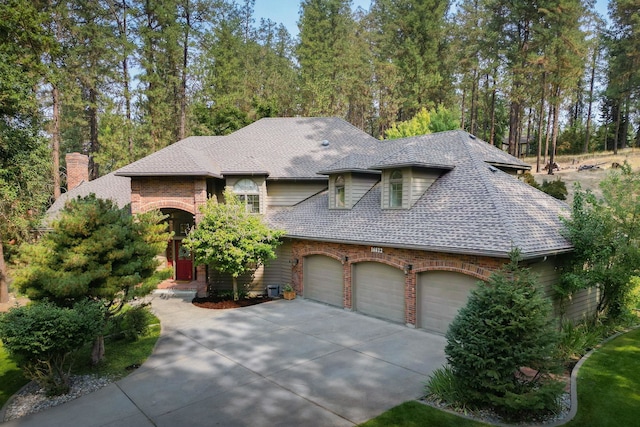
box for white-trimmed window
[389,170,403,208]
[335,175,346,208]
[234,179,260,213]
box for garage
[417,271,481,334]
[353,262,405,323]
[303,255,344,307]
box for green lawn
[567,327,640,426]
[0,341,28,408]
[361,327,640,427]
[359,401,489,427]
[0,314,161,410]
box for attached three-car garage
[302,254,483,332]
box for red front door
[175,240,193,281]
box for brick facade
[130,176,209,294]
[291,239,504,326]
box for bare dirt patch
[526,148,640,204]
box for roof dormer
[328,172,380,209]
[380,167,445,209]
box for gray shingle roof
[266,131,570,259]
[45,172,131,223]
[116,117,380,179]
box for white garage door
[303,255,344,307]
[353,262,405,323]
[418,271,481,334]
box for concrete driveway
[4,293,446,427]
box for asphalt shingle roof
[116,117,380,179]
[46,119,570,258]
[266,130,570,259]
[45,172,132,222]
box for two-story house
[49,117,597,334]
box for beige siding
[528,257,599,322]
[263,239,293,286]
[564,287,600,322]
[409,169,441,206]
[208,239,293,295]
[266,181,327,207]
[351,173,379,206]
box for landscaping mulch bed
[192,295,272,309]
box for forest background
[1,0,639,274]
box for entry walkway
[2,293,446,426]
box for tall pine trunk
[52,85,61,199]
[0,236,8,304]
[536,72,546,173]
[584,44,597,153]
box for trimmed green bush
[107,305,154,342]
[443,250,564,420]
[0,300,105,395]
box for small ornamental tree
[183,189,285,300]
[13,195,171,363]
[440,250,563,420]
[0,300,105,395]
[560,165,640,320]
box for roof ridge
[460,133,523,251]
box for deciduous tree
[183,189,284,300]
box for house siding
[351,173,379,206]
[410,169,441,206]
[267,181,327,207]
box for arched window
[335,175,345,208]
[234,179,260,213]
[389,170,403,208]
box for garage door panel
[354,262,405,323]
[304,255,343,307]
[418,272,480,334]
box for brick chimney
[65,152,89,191]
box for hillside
[525,148,640,205]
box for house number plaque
[371,247,383,253]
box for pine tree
[13,195,171,362]
[444,250,563,419]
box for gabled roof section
[116,137,223,178]
[117,117,380,179]
[266,130,570,259]
[45,172,131,223]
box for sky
[252,0,610,39]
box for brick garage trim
[292,239,503,326]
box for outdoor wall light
[293,258,299,266]
[342,255,349,264]
[404,264,413,275]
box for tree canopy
[14,195,170,311]
[183,188,284,299]
[559,164,640,320]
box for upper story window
[389,170,403,208]
[335,175,345,208]
[234,178,260,213]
